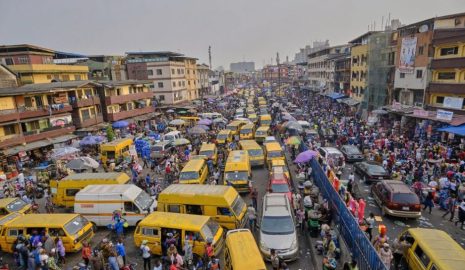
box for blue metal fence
[310,158,387,270]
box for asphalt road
[341,162,465,248]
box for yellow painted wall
[350,44,368,89]
[0,97,16,110]
[432,69,465,83]
[0,124,20,137]
[434,44,465,59]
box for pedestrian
[247,203,257,229]
[140,240,152,270]
[379,243,393,268]
[342,259,358,270]
[116,238,126,266]
[365,213,375,241]
[455,201,465,229]
[306,165,313,180]
[292,192,302,214]
[143,157,149,169]
[183,237,193,266]
[81,241,92,267]
[423,191,434,214]
[250,188,258,210]
[296,207,305,231]
[107,250,119,270]
[115,218,125,239]
[442,194,457,221]
[54,237,66,265]
[270,249,280,270]
[153,259,163,270]
[347,172,355,194]
[47,249,61,270]
[392,236,410,270]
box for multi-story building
[98,80,154,122]
[394,18,434,106]
[184,57,199,101]
[261,65,289,84]
[197,63,211,96]
[333,54,352,94]
[349,32,377,101]
[0,44,89,85]
[125,51,188,105]
[229,62,255,73]
[307,45,350,92]
[81,55,127,81]
[427,12,465,114]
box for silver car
[259,193,298,261]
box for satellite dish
[419,24,429,33]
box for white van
[74,184,157,227]
[162,131,182,142]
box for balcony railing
[104,92,153,104]
[24,124,75,143]
[0,109,20,123]
[70,96,101,108]
[74,115,104,128]
[0,134,25,149]
[18,104,72,119]
[106,106,154,122]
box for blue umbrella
[79,135,105,146]
[112,120,129,128]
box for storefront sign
[443,96,463,110]
[413,109,429,117]
[436,110,453,121]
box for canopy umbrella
[169,119,186,126]
[188,109,197,113]
[79,156,100,169]
[188,126,207,135]
[372,109,388,115]
[284,121,303,131]
[194,125,210,131]
[79,135,105,146]
[198,119,213,125]
[286,136,301,145]
[294,150,318,163]
[112,120,129,128]
[51,147,80,159]
[178,110,188,114]
[173,138,190,146]
[282,114,297,121]
[166,109,175,113]
[213,118,227,124]
[65,159,88,171]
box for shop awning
[49,134,77,144]
[1,134,78,156]
[437,124,465,136]
[338,98,360,106]
[325,92,346,100]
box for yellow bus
[224,150,251,193]
[399,228,465,270]
[216,129,233,145]
[224,229,266,270]
[199,143,218,165]
[179,159,209,184]
[0,198,31,217]
[134,212,224,257]
[264,142,285,168]
[239,124,255,140]
[255,126,271,143]
[157,184,247,230]
[259,114,272,127]
[239,140,265,167]
[100,138,133,164]
[0,213,94,253]
[226,121,246,136]
[50,172,130,208]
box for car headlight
[260,241,269,251]
[290,238,297,250]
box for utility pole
[276,52,280,95]
[208,46,212,70]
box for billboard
[399,37,417,73]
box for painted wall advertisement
[443,96,464,110]
[436,110,453,121]
[50,115,72,127]
[399,37,417,73]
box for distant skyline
[1,0,463,69]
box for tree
[106,126,115,142]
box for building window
[177,69,181,74]
[399,72,405,78]
[188,81,191,86]
[156,69,162,75]
[158,82,164,88]
[178,81,182,87]
[438,72,455,80]
[47,75,52,80]
[74,75,81,80]
[171,69,175,75]
[159,95,165,101]
[3,124,16,136]
[147,69,154,76]
[182,81,185,87]
[62,75,70,81]
[4,58,13,65]
[18,56,30,64]
[418,46,424,55]
[440,47,458,56]
[436,96,444,104]
[173,81,176,87]
[81,109,91,121]
[181,69,184,74]
[416,70,423,79]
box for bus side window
[65,189,80,197]
[224,247,233,270]
[124,202,137,212]
[414,245,430,267]
[186,205,202,215]
[217,207,232,216]
[168,205,180,213]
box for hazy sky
[1,0,463,69]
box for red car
[268,172,293,205]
